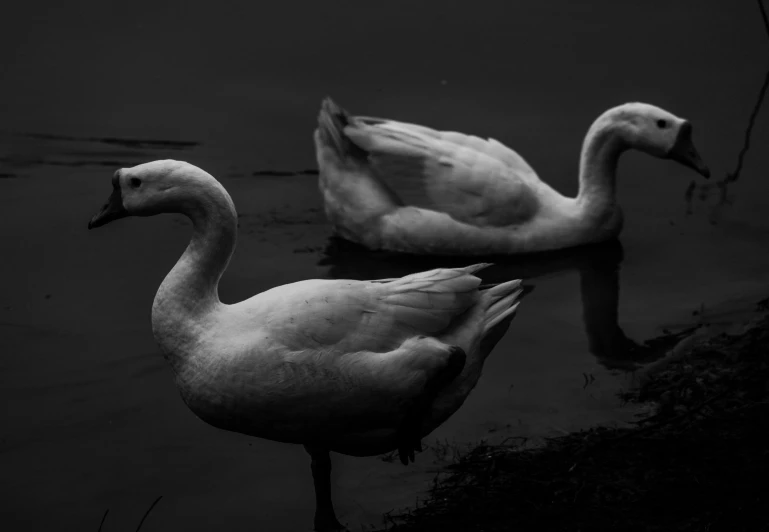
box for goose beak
[667,121,710,179]
[88,187,128,229]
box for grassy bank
[376,306,769,532]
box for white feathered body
[153,264,522,457]
[314,99,623,255]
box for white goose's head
[88,160,217,229]
[599,103,710,179]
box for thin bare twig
[727,0,769,183]
[685,0,769,220]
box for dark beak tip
[87,209,107,230]
[88,187,127,230]
[87,213,118,230]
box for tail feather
[373,263,492,288]
[317,97,367,161]
[481,279,524,335]
[462,263,494,276]
[373,263,497,335]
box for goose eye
[130,177,142,188]
[656,119,668,129]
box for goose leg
[305,445,347,532]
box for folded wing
[337,105,541,227]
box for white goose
[314,98,710,256]
[87,160,525,532]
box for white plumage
[87,160,525,531]
[314,98,710,256]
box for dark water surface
[1,1,768,530]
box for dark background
[1,1,767,531]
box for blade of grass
[135,496,163,532]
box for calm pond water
[1,1,768,530]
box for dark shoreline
[375,302,769,532]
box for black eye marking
[656,119,669,129]
[130,177,142,188]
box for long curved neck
[575,113,629,225]
[151,177,238,368]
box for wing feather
[343,116,540,227]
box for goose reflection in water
[319,238,695,372]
